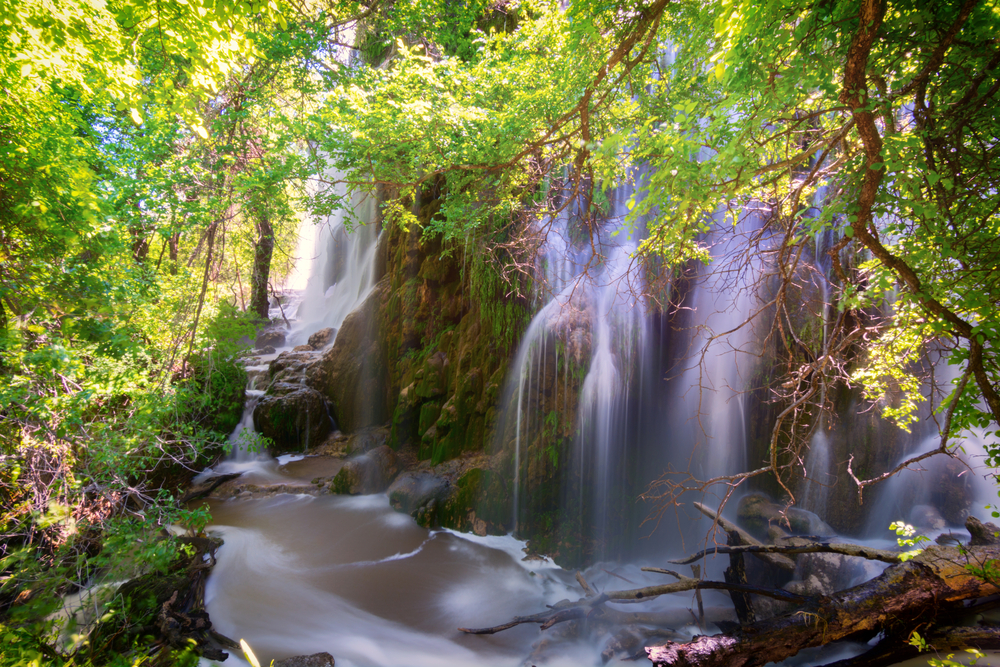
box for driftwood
[179,472,243,503]
[460,513,1000,666]
[647,541,1000,667]
[458,571,814,635]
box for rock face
[253,383,332,452]
[306,281,390,433]
[328,444,399,494]
[272,653,335,667]
[379,212,530,465]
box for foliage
[909,630,985,667]
[889,520,929,562]
[0,0,350,663]
[316,0,1000,496]
[3,0,999,660]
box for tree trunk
[249,207,273,321]
[646,543,1000,667]
[183,219,218,373]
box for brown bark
[691,502,797,571]
[249,206,273,321]
[646,543,1000,667]
[723,530,755,627]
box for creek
[196,178,997,666]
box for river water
[197,469,729,667]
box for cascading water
[494,181,793,564]
[199,184,646,667]
[493,180,648,562]
[864,356,997,537]
[286,182,380,346]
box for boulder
[737,493,834,540]
[255,327,286,349]
[967,515,1000,546]
[292,344,313,352]
[306,280,390,433]
[388,472,452,517]
[307,327,336,349]
[329,445,399,494]
[253,385,332,452]
[273,653,335,667]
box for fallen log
[646,541,1000,667]
[458,579,811,635]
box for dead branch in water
[647,540,1000,667]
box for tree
[0,1,350,660]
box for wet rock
[272,652,335,667]
[927,456,978,525]
[330,445,399,494]
[306,280,390,432]
[418,402,441,437]
[388,472,452,518]
[435,467,511,535]
[292,344,313,352]
[416,351,449,399]
[736,493,834,540]
[258,345,276,355]
[253,385,332,452]
[255,327,286,349]
[268,350,319,383]
[307,327,336,350]
[967,516,1000,546]
[312,431,350,457]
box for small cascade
[197,177,380,481]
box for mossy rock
[436,467,512,534]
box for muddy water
[196,458,998,667]
[199,489,604,667]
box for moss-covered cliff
[379,188,533,462]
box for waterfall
[285,179,379,346]
[494,179,647,562]
[864,357,996,537]
[201,177,379,478]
